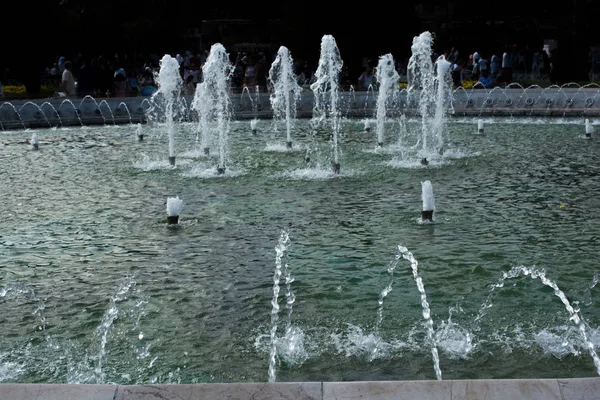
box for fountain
[154,54,183,166]
[136,123,144,141]
[166,196,183,224]
[374,54,399,147]
[407,32,452,163]
[399,246,442,380]
[30,133,39,150]
[191,43,233,174]
[585,119,593,138]
[311,34,343,174]
[3,32,600,394]
[250,118,258,135]
[269,46,302,150]
[268,230,292,382]
[421,180,435,221]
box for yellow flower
[2,85,26,94]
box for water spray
[136,123,144,141]
[166,196,183,224]
[586,119,593,138]
[421,180,435,221]
[30,133,39,150]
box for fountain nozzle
[217,165,226,175]
[421,180,435,222]
[31,133,39,150]
[332,163,341,175]
[203,147,210,156]
[169,156,176,166]
[585,119,593,138]
[252,129,257,135]
[166,196,183,225]
[421,158,429,166]
[286,141,293,149]
[421,210,434,221]
[138,134,144,141]
[377,142,384,147]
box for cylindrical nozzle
[167,215,179,224]
[421,210,433,221]
[332,162,340,174]
[169,156,176,166]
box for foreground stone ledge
[1,378,599,400]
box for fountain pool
[1,117,600,384]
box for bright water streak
[375,54,399,146]
[399,246,442,380]
[269,46,302,145]
[268,230,291,382]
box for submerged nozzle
[421,158,429,166]
[421,210,434,221]
[286,141,293,149]
[217,165,226,175]
[332,162,340,175]
[169,156,176,166]
[203,147,210,156]
[167,215,179,224]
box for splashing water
[154,55,183,163]
[192,44,233,172]
[376,247,404,334]
[250,118,258,132]
[474,265,600,376]
[422,180,435,211]
[268,230,291,382]
[269,46,302,148]
[94,276,135,383]
[166,197,183,217]
[311,35,343,172]
[398,246,442,380]
[375,54,399,146]
[408,32,452,160]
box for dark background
[3,1,598,91]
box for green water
[1,118,599,384]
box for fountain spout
[585,119,593,138]
[311,35,343,172]
[421,180,435,221]
[375,53,399,147]
[269,46,302,149]
[154,54,183,166]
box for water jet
[586,119,593,138]
[477,119,484,134]
[421,180,435,221]
[136,123,143,141]
[30,133,39,150]
[166,196,183,224]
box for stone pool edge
[1,377,599,399]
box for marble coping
[1,378,599,400]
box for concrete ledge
[1,378,599,399]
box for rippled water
[1,117,600,384]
